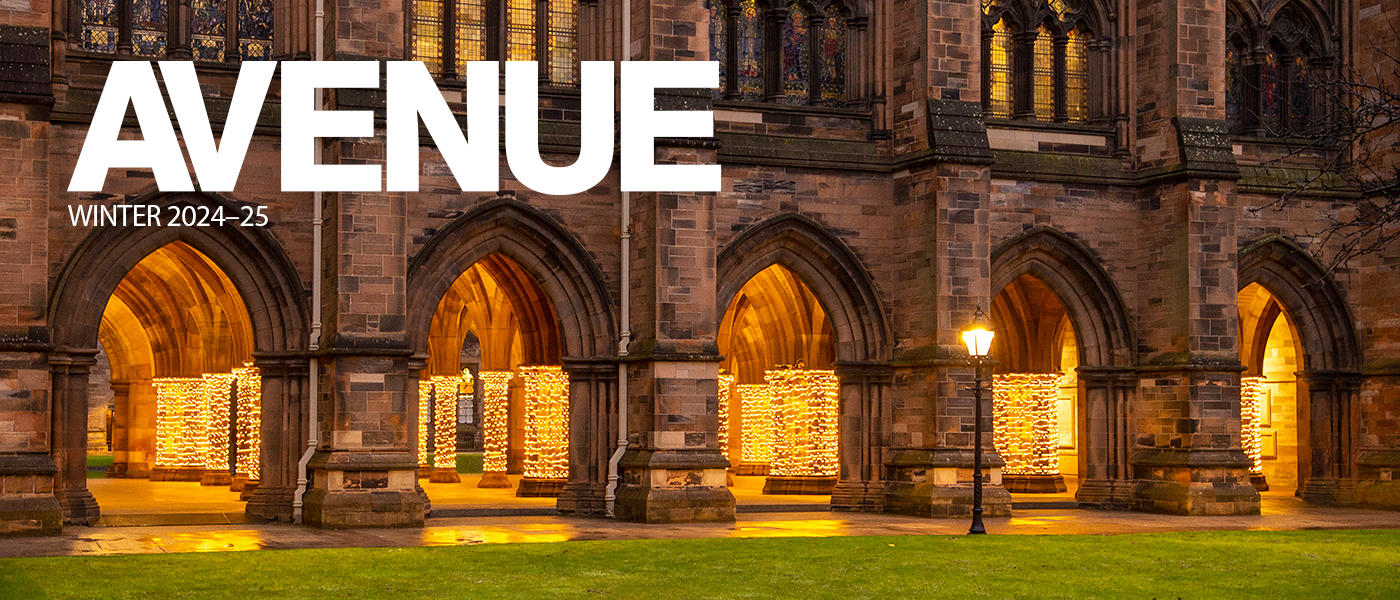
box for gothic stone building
[1,0,1398,534]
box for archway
[1238,282,1302,494]
[406,199,617,514]
[420,253,569,503]
[716,214,891,509]
[718,264,838,496]
[1238,236,1361,505]
[47,196,309,524]
[990,226,1136,507]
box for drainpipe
[293,0,326,524]
[604,1,632,518]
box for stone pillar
[1074,369,1135,508]
[105,382,130,478]
[245,353,308,522]
[614,87,734,521]
[1298,371,1362,505]
[830,363,891,512]
[0,348,62,536]
[50,350,99,526]
[556,358,618,516]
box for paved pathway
[3,495,1398,558]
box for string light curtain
[519,366,569,480]
[154,378,207,470]
[478,371,515,474]
[765,368,839,478]
[739,384,774,465]
[431,374,471,470]
[718,371,735,461]
[201,373,236,473]
[1241,376,1267,475]
[992,373,1062,476]
[233,364,261,481]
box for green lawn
[85,454,113,479]
[2,530,1398,599]
[456,452,484,474]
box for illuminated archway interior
[426,254,568,497]
[718,264,839,495]
[989,274,1080,493]
[1238,282,1302,492]
[95,241,262,497]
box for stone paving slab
[2,495,1399,558]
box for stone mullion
[1088,38,1110,124]
[116,0,134,55]
[762,7,787,101]
[167,0,191,59]
[1052,32,1068,122]
[724,3,741,99]
[846,16,868,105]
[535,0,548,84]
[224,0,239,62]
[442,0,459,80]
[980,25,993,116]
[805,12,824,106]
[1011,30,1036,120]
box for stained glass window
[710,0,726,98]
[457,0,488,68]
[782,2,808,105]
[988,18,1013,119]
[547,0,578,84]
[1032,24,1054,121]
[737,0,763,101]
[133,0,167,57]
[1288,55,1309,130]
[191,0,227,61]
[507,0,536,61]
[1261,51,1280,124]
[819,4,845,104]
[1065,28,1088,123]
[82,0,119,53]
[239,0,274,60]
[1225,42,1241,129]
[412,0,446,75]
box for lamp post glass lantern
[962,306,995,535]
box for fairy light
[738,384,773,465]
[718,371,734,461]
[233,364,261,481]
[153,377,207,470]
[992,373,1062,476]
[765,368,840,478]
[1241,376,1267,475]
[202,373,236,471]
[478,371,514,474]
[431,374,469,470]
[417,378,433,467]
[519,366,569,480]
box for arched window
[81,0,272,60]
[410,0,579,85]
[981,0,1098,124]
[1223,4,1327,137]
[709,0,852,107]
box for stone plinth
[882,449,1011,518]
[1130,449,1261,515]
[516,477,567,497]
[1002,474,1067,493]
[762,475,837,495]
[303,451,425,529]
[614,449,735,523]
[0,453,63,536]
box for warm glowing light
[431,374,469,470]
[202,373,236,471]
[478,371,514,473]
[738,384,773,464]
[993,373,1062,476]
[154,378,208,469]
[519,366,569,480]
[718,371,735,461]
[1241,376,1267,475]
[765,368,839,478]
[233,364,261,481]
[418,378,433,467]
[962,307,995,358]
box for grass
[2,530,1399,599]
[455,452,484,474]
[85,454,113,479]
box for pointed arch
[406,198,616,360]
[1237,236,1359,372]
[717,213,889,364]
[49,194,309,354]
[991,226,1133,368]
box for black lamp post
[961,305,995,535]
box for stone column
[1298,371,1362,505]
[556,358,618,516]
[830,363,892,512]
[50,350,99,526]
[106,382,130,478]
[245,353,308,522]
[1074,368,1134,508]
